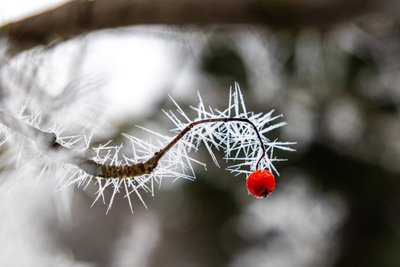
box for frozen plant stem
[0,84,295,212]
[99,117,265,179]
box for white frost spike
[59,83,294,212]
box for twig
[101,117,265,178]
[0,110,266,179]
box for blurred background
[1,0,400,267]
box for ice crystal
[60,83,294,213]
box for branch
[0,110,266,179]
[0,84,294,211]
[101,117,266,178]
[1,0,378,54]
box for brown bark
[0,0,380,53]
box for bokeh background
[1,1,400,267]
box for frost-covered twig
[99,117,265,178]
[0,83,295,212]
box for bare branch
[1,0,380,54]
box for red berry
[246,169,275,198]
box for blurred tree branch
[0,0,386,54]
